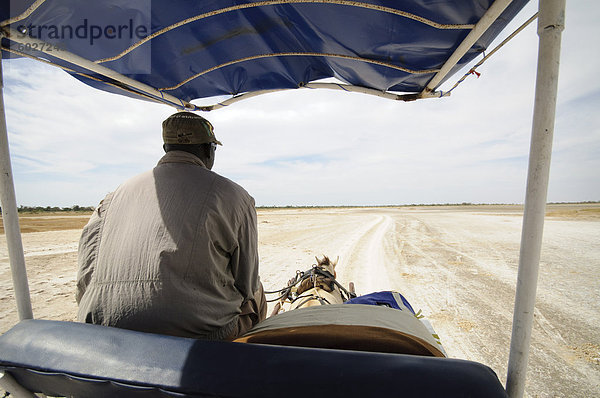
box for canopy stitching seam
[94,0,474,64]
[161,52,440,92]
[0,0,47,27]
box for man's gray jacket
[76,150,260,340]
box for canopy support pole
[505,1,565,397]
[198,83,448,111]
[0,53,33,321]
[420,0,514,95]
[1,27,195,111]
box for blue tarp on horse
[345,290,417,314]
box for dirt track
[1,205,599,397]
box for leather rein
[266,265,356,306]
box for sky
[2,1,599,207]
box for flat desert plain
[1,204,599,397]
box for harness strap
[269,264,357,311]
[293,294,330,308]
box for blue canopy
[1,0,529,108]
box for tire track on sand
[338,215,394,295]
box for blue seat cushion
[0,319,507,397]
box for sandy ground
[1,205,599,397]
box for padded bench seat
[0,319,507,397]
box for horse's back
[288,288,344,310]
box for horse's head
[269,254,354,316]
[315,255,338,278]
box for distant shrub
[5,205,96,213]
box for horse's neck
[296,269,335,295]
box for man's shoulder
[212,172,253,202]
[117,169,155,189]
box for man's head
[162,112,222,169]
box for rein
[266,265,356,304]
[292,293,332,307]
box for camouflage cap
[162,112,223,145]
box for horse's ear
[317,255,329,265]
[332,257,337,277]
[316,255,337,269]
[325,255,337,269]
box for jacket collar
[157,150,207,168]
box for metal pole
[420,0,514,95]
[200,84,447,110]
[506,1,565,397]
[1,27,194,111]
[0,53,34,321]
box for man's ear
[203,144,215,170]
